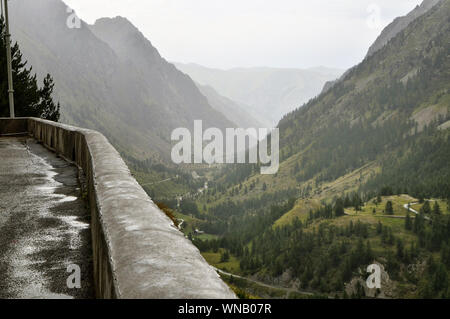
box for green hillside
[277,0,449,199]
[181,0,450,299]
[202,0,449,208]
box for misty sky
[64,0,423,70]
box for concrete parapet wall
[0,118,236,299]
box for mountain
[366,0,441,57]
[275,0,450,199]
[187,0,450,298]
[9,0,234,161]
[196,84,264,129]
[207,0,450,213]
[321,0,441,94]
[174,63,343,126]
[261,0,450,201]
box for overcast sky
[64,0,423,70]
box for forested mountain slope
[321,0,440,95]
[276,0,450,199]
[366,0,441,57]
[197,0,450,230]
[185,2,450,299]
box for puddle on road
[57,196,78,203]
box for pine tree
[365,241,373,263]
[432,202,441,215]
[376,195,382,205]
[334,198,345,217]
[385,200,394,215]
[441,243,450,268]
[0,18,60,120]
[420,201,431,214]
[38,74,60,121]
[220,250,230,263]
[405,212,412,230]
[396,239,405,260]
[376,221,383,234]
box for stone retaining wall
[0,117,236,299]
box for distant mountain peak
[93,16,137,31]
[90,15,162,65]
[174,62,343,126]
[91,16,146,42]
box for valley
[149,0,450,299]
[2,0,449,300]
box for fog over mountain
[322,0,441,94]
[2,0,450,301]
[174,63,343,126]
[196,84,264,129]
[366,0,441,57]
[199,1,449,298]
[9,0,235,161]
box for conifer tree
[385,200,394,215]
[0,18,60,120]
[432,202,441,215]
[405,212,412,231]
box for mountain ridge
[211,0,449,207]
[321,0,442,95]
[196,83,264,129]
[9,0,235,162]
[366,0,441,57]
[174,62,343,126]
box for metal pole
[4,0,14,118]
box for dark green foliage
[191,2,450,298]
[420,201,431,214]
[0,18,60,120]
[37,74,60,121]
[419,257,450,298]
[385,201,394,215]
[220,250,230,263]
[363,125,450,200]
[405,212,413,231]
[179,199,200,217]
[380,187,394,197]
[334,198,345,217]
[276,1,450,201]
[197,193,450,296]
[433,202,441,215]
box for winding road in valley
[213,267,319,297]
[403,202,431,221]
[344,201,432,221]
[139,176,177,187]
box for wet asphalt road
[0,137,94,299]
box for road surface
[403,202,431,221]
[213,267,319,297]
[0,137,94,298]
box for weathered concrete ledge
[0,118,236,299]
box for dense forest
[193,194,450,298]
